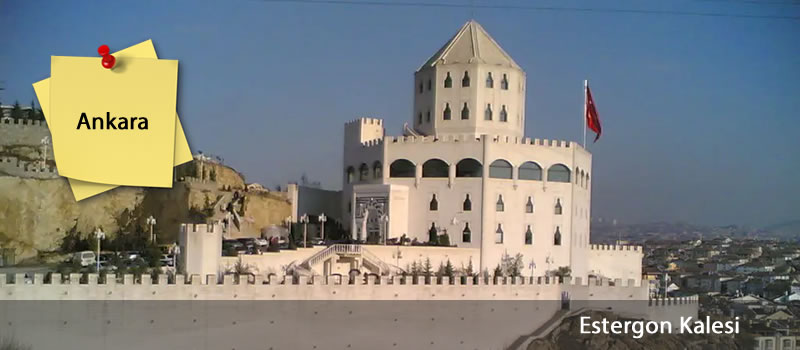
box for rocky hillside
[524,311,752,350]
[0,158,290,263]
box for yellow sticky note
[49,56,178,187]
[33,40,192,201]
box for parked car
[120,251,141,261]
[71,251,96,267]
[222,240,247,256]
[159,254,174,267]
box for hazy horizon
[1,0,798,227]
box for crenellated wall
[0,273,697,350]
[0,272,649,301]
[585,244,644,282]
[0,118,51,146]
[0,155,58,179]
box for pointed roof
[418,20,521,71]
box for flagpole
[583,80,588,147]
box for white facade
[341,20,637,278]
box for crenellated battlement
[360,138,384,148]
[384,134,580,150]
[344,117,384,127]
[0,272,655,301]
[180,222,223,234]
[648,295,699,306]
[0,155,58,179]
[589,244,642,252]
[0,117,48,128]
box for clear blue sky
[1,0,798,227]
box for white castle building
[341,20,638,279]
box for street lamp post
[529,259,536,278]
[146,215,157,243]
[300,214,309,248]
[94,227,105,272]
[284,216,293,245]
[380,214,389,245]
[318,213,327,243]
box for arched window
[462,223,471,243]
[496,195,505,212]
[525,225,533,245]
[359,163,369,181]
[346,166,355,184]
[525,196,534,213]
[418,112,422,124]
[426,110,431,122]
[548,164,571,183]
[422,159,449,178]
[586,174,590,188]
[443,103,451,120]
[555,198,563,215]
[485,104,493,121]
[554,227,562,246]
[461,103,470,120]
[486,72,494,88]
[518,162,542,181]
[456,158,482,177]
[429,194,438,211]
[389,159,415,178]
[580,170,586,187]
[489,159,513,179]
[427,79,432,90]
[372,161,382,179]
[495,224,504,243]
[463,194,472,211]
[418,82,423,94]
[574,167,580,184]
[500,105,508,122]
[501,74,509,90]
[444,72,452,88]
[462,71,470,87]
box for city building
[339,20,638,278]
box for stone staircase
[297,244,394,276]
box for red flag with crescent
[586,85,602,142]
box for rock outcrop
[0,158,291,263]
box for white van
[72,251,96,267]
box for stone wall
[0,273,698,350]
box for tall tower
[412,20,526,139]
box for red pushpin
[97,44,116,69]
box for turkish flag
[586,85,602,142]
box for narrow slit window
[525,225,533,245]
[495,224,504,243]
[554,227,562,246]
[463,194,472,211]
[462,223,471,243]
